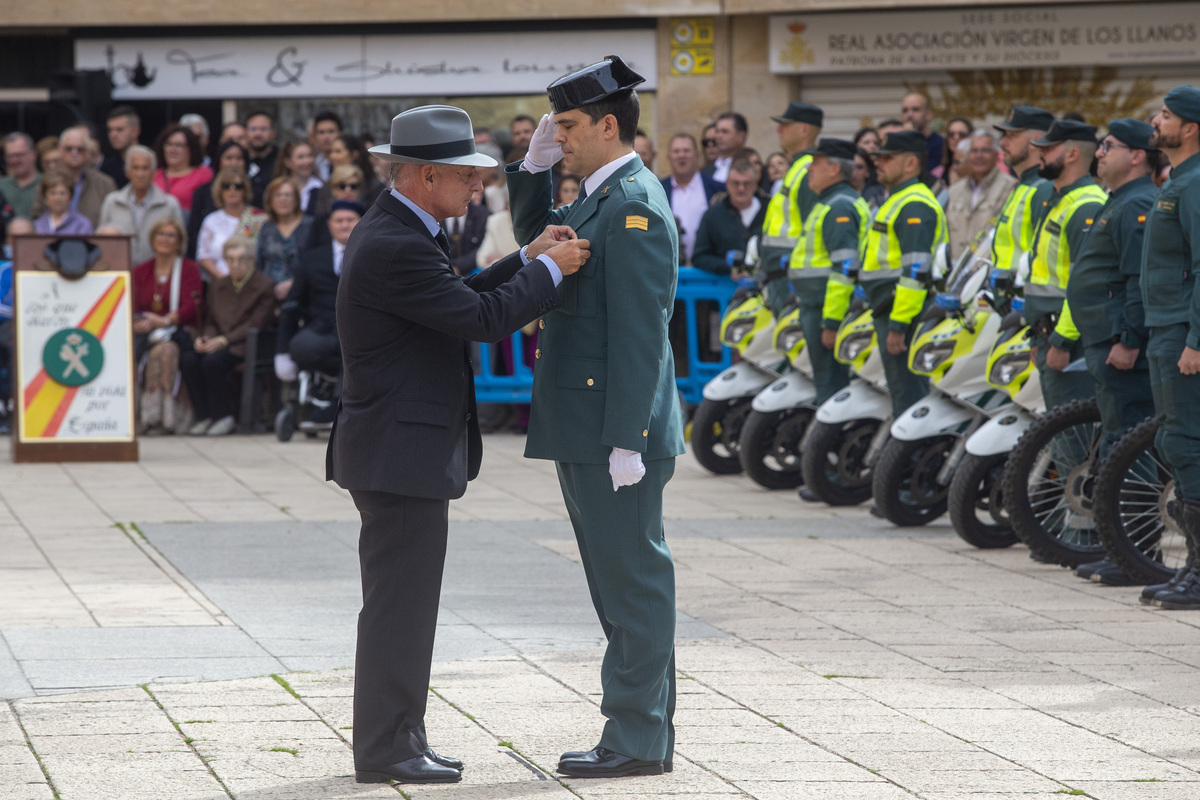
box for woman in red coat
[131,217,203,433]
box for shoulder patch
[835,216,851,223]
[626,215,649,231]
[1137,214,1146,223]
[906,217,923,224]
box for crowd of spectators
[0,91,1088,436]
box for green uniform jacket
[991,165,1054,272]
[1066,175,1156,349]
[692,194,768,276]
[1142,151,1200,348]
[507,156,686,464]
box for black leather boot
[1154,499,1200,610]
[1140,499,1195,604]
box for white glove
[522,114,563,173]
[274,353,299,383]
[609,447,646,492]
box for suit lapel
[377,191,456,273]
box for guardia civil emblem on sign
[43,328,104,387]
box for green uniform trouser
[872,315,928,418]
[798,299,849,405]
[555,457,677,762]
[1033,333,1095,412]
[1148,324,1200,501]
[1083,343,1155,463]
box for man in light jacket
[946,129,1015,260]
[98,145,183,264]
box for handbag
[147,257,183,345]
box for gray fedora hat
[369,105,497,167]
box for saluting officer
[759,102,823,313]
[991,105,1056,273]
[1140,85,1200,610]
[823,130,947,418]
[1026,120,1108,408]
[788,138,869,405]
[506,56,686,776]
[1064,118,1160,587]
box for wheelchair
[274,368,339,442]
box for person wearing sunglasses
[30,126,115,228]
[196,166,266,280]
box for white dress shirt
[669,173,709,264]
[582,151,641,197]
[332,239,346,276]
[711,156,733,184]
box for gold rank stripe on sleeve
[625,215,649,231]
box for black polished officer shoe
[557,746,664,778]
[426,747,463,771]
[356,754,463,784]
[1074,559,1109,580]
[1091,560,1138,586]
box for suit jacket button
[643,429,649,437]
[535,348,542,359]
[539,319,545,329]
[587,378,594,386]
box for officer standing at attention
[789,138,869,405]
[1140,85,1200,610]
[990,105,1056,273]
[1064,118,1160,587]
[1026,120,1108,409]
[823,130,947,418]
[759,102,823,314]
[506,55,687,776]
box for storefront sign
[76,30,657,100]
[17,271,134,444]
[770,4,1199,73]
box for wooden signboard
[11,234,138,462]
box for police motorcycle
[945,299,1040,548]
[737,301,819,489]
[871,229,1012,527]
[691,249,788,475]
[797,301,889,506]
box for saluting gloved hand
[274,353,299,383]
[523,114,563,173]
[609,447,646,491]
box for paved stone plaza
[1,433,1199,800]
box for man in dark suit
[441,199,490,275]
[659,133,723,265]
[274,200,363,382]
[327,105,590,785]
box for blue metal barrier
[473,266,736,406]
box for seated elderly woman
[196,166,265,280]
[180,235,275,436]
[131,217,203,433]
[33,170,93,235]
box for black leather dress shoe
[356,754,463,784]
[426,747,463,771]
[557,746,663,778]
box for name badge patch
[625,215,649,231]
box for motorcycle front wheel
[948,452,1018,549]
[691,397,753,475]
[1093,417,1184,585]
[738,407,813,490]
[799,418,879,506]
[872,434,956,527]
[1002,398,1104,567]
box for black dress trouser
[348,489,450,769]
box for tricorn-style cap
[1031,119,1098,147]
[547,55,645,114]
[771,102,824,127]
[1164,85,1200,124]
[874,130,927,156]
[368,105,498,167]
[1106,118,1156,151]
[803,138,856,160]
[994,105,1055,132]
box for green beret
[1164,85,1200,124]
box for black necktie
[577,181,588,203]
[435,229,451,257]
